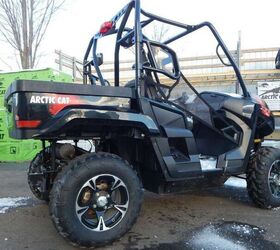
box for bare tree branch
[0,0,64,69]
[151,23,169,42]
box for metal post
[134,0,142,96]
[236,30,241,94]
[73,57,76,80]
[58,50,62,71]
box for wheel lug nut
[106,194,110,198]
[96,193,100,197]
[104,206,107,209]
[93,204,97,208]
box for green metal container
[0,68,72,107]
[0,68,72,162]
[0,109,9,142]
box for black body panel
[5,80,136,101]
[33,108,159,139]
[5,80,161,139]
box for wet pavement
[0,162,280,250]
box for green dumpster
[0,68,72,162]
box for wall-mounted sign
[257,82,280,111]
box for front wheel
[49,152,143,248]
[247,147,280,209]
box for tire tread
[247,147,280,209]
[49,152,143,248]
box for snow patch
[200,157,217,171]
[191,226,247,250]
[231,223,263,235]
[225,177,247,188]
[0,197,30,214]
[273,207,280,211]
[262,140,280,149]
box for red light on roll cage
[16,120,41,128]
[99,21,113,34]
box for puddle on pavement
[0,197,35,214]
[140,221,279,250]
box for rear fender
[34,108,159,138]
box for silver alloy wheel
[75,174,129,232]
[268,160,280,198]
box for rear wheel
[28,148,52,201]
[247,147,280,208]
[49,152,143,247]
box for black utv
[4,0,280,247]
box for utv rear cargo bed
[5,80,135,139]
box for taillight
[260,105,271,117]
[16,120,41,128]
[254,95,271,117]
[99,21,113,34]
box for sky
[0,0,280,70]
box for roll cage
[83,0,249,98]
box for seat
[124,76,162,101]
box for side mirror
[96,53,103,66]
[91,53,103,66]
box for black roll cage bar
[83,0,249,98]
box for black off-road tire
[49,152,143,248]
[247,147,280,209]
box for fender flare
[34,108,159,138]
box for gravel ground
[0,162,279,250]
